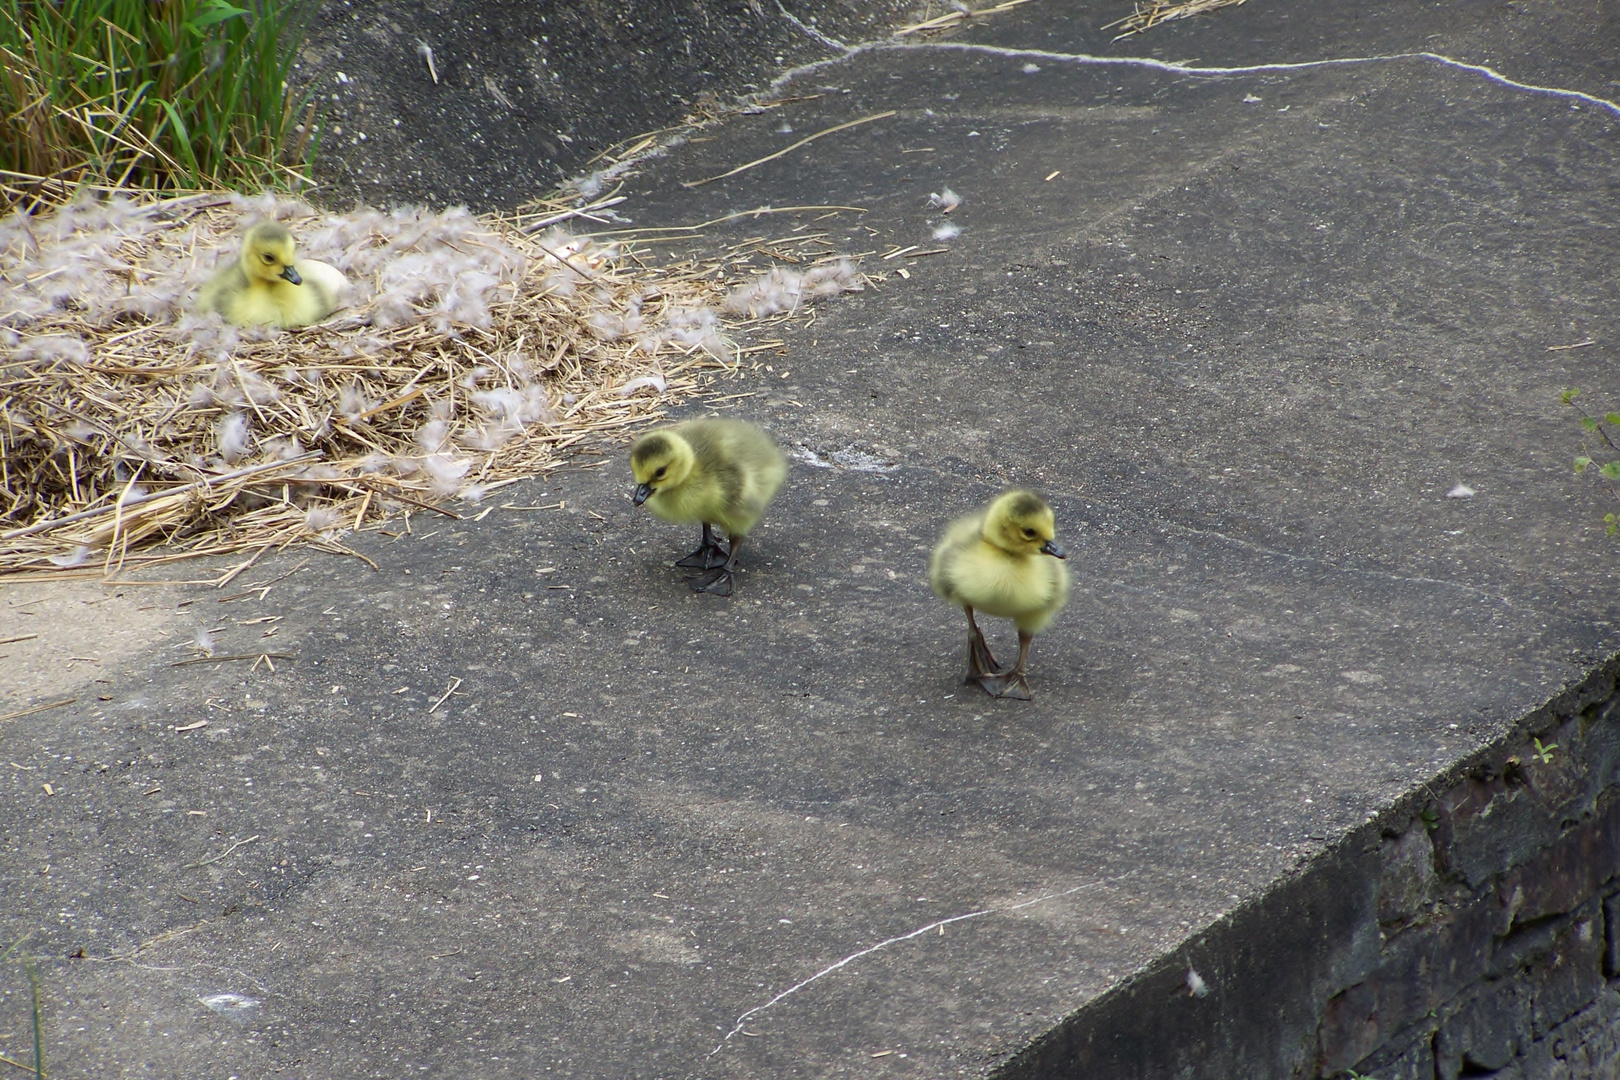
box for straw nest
[0,191,866,578]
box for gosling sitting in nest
[198,221,349,328]
[629,418,787,596]
[930,490,1070,700]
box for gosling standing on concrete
[930,490,1070,700]
[198,221,349,328]
[629,418,787,596]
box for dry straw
[1102,0,1249,39]
[0,190,866,578]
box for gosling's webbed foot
[976,671,1032,700]
[676,524,730,570]
[965,643,999,684]
[981,631,1036,700]
[675,544,730,570]
[996,674,1034,701]
[689,567,735,596]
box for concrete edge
[995,656,1620,1079]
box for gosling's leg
[964,607,1001,691]
[690,533,744,596]
[675,522,729,570]
[984,631,1036,701]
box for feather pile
[720,259,863,319]
[0,192,870,575]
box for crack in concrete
[571,24,1617,206]
[772,39,1620,119]
[1150,519,1523,613]
[776,2,851,54]
[710,878,1109,1056]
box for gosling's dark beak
[632,483,652,506]
[1040,539,1067,559]
[279,265,302,285]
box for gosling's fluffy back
[635,418,786,536]
[198,222,348,327]
[930,495,1070,634]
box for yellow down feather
[930,489,1070,635]
[198,221,349,328]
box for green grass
[0,0,316,208]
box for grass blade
[1,0,316,204]
[25,955,43,1079]
[157,98,201,184]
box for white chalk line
[771,40,1620,119]
[710,878,1110,1056]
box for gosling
[629,418,787,596]
[930,490,1070,700]
[198,221,349,328]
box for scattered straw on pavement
[1103,0,1249,39]
[895,0,1040,36]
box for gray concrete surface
[294,0,921,209]
[4,1,1620,1076]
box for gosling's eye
[653,466,667,478]
[261,253,275,263]
[1022,528,1037,539]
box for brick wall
[999,662,1620,1080]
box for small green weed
[0,0,316,207]
[1532,736,1558,765]
[1564,388,1620,535]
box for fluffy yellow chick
[198,221,348,328]
[629,418,787,596]
[930,489,1070,700]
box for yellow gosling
[930,489,1070,700]
[630,418,787,596]
[198,221,349,328]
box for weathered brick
[1431,770,1518,888]
[1605,890,1620,978]
[1496,796,1620,933]
[1423,902,1502,1008]
[1378,827,1438,929]
[1318,904,1497,1072]
[1437,713,1620,890]
[1527,905,1605,1038]
[1489,920,1560,985]
[1353,1028,1436,1080]
[1435,981,1528,1079]
[1527,716,1605,818]
[1537,987,1620,1078]
[1319,980,1381,1072]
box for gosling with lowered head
[198,221,349,328]
[930,489,1070,700]
[629,418,787,596]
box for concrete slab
[295,0,920,209]
[4,1,1619,1076]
